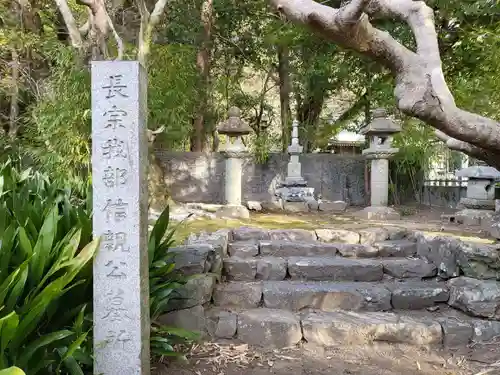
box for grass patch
[171,213,340,243]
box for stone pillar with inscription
[215,107,252,219]
[356,108,401,220]
[91,61,150,374]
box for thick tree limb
[270,0,500,162]
[136,0,169,66]
[54,0,84,49]
[435,130,500,169]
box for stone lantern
[356,108,401,220]
[215,106,252,219]
[455,165,500,225]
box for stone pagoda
[356,108,401,220]
[455,163,500,226]
[215,106,253,219]
[275,120,315,211]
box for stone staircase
[164,226,500,350]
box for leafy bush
[0,160,98,374]
[148,207,200,359]
[0,160,198,372]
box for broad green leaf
[0,258,30,306]
[31,205,60,286]
[5,264,28,311]
[18,330,74,368]
[0,367,26,375]
[0,311,19,352]
[59,331,88,363]
[17,227,33,259]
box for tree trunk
[8,49,20,140]
[191,0,213,152]
[277,44,292,151]
[297,87,326,152]
[270,0,500,169]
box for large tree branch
[270,0,500,162]
[54,0,84,49]
[435,131,500,170]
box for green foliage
[24,45,92,197]
[391,119,439,203]
[148,207,200,359]
[0,160,198,371]
[0,367,26,375]
[0,159,97,374]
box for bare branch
[136,0,168,66]
[54,0,84,49]
[149,0,168,28]
[106,13,123,59]
[435,130,500,169]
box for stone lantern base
[355,206,401,221]
[215,205,250,219]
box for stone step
[208,308,468,348]
[229,239,417,259]
[213,280,449,312]
[223,256,436,281]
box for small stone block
[237,309,302,348]
[335,243,379,258]
[269,229,316,242]
[288,257,383,282]
[359,228,390,244]
[227,242,259,258]
[256,257,287,280]
[213,282,262,308]
[472,319,500,342]
[390,282,449,309]
[262,281,391,312]
[382,259,437,279]
[439,318,473,347]
[231,227,270,241]
[374,240,417,257]
[215,311,237,339]
[301,311,442,346]
[223,258,257,281]
[259,240,339,257]
[315,229,360,244]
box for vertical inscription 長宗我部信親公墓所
[91,62,149,374]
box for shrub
[0,160,198,371]
[0,160,98,374]
[148,207,200,359]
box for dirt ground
[154,340,500,375]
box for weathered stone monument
[455,164,500,226]
[275,120,315,212]
[91,61,150,374]
[356,108,401,220]
[215,107,252,219]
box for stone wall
[419,186,466,208]
[154,151,367,205]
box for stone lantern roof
[360,108,401,135]
[456,166,500,180]
[217,106,252,136]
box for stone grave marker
[91,61,150,374]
